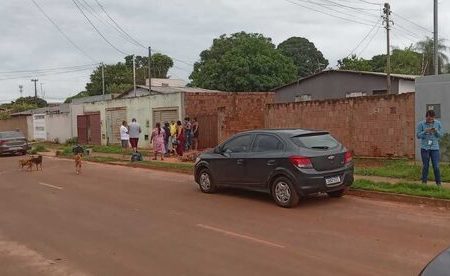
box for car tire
[198,168,217,194]
[327,189,346,198]
[271,176,299,208]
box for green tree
[190,32,297,92]
[337,55,373,71]
[390,47,422,75]
[277,37,328,77]
[415,37,449,75]
[83,54,174,97]
[338,47,423,75]
[85,63,133,96]
[14,97,47,108]
[125,53,174,79]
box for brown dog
[75,153,82,175]
[19,159,32,171]
[30,155,43,171]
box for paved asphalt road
[1,156,450,276]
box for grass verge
[140,161,194,174]
[354,159,450,183]
[353,179,450,200]
[91,145,123,154]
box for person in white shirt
[128,118,142,153]
[120,121,129,157]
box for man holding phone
[416,110,443,186]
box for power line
[91,0,195,67]
[0,63,99,74]
[355,0,381,6]
[283,0,377,26]
[0,67,96,81]
[30,0,97,63]
[319,0,381,12]
[347,17,382,57]
[393,25,424,40]
[293,0,380,23]
[392,11,432,34]
[93,0,145,48]
[71,0,129,55]
[357,25,382,56]
[77,0,143,49]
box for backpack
[131,152,143,162]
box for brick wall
[184,92,274,147]
[265,93,415,158]
[0,116,29,139]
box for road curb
[349,189,450,209]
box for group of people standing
[151,117,199,160]
[120,117,199,161]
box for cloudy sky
[0,0,448,103]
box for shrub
[33,144,49,153]
[65,137,78,145]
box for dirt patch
[349,189,450,210]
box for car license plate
[325,176,341,185]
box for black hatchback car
[194,129,354,208]
[0,131,29,155]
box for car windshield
[291,133,339,149]
[0,131,24,139]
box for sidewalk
[354,175,450,189]
[40,148,189,164]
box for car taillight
[344,151,353,164]
[289,156,313,169]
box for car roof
[240,128,329,137]
[0,131,25,137]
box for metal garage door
[152,109,179,128]
[106,107,127,145]
[88,113,101,145]
[77,115,88,144]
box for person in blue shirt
[416,110,443,186]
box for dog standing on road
[19,158,32,171]
[75,153,82,175]
[30,155,43,171]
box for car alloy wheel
[271,176,299,208]
[198,168,216,193]
[200,172,211,191]
[275,182,291,204]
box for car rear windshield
[0,131,25,139]
[291,133,339,150]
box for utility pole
[383,3,392,93]
[101,63,105,95]
[31,78,38,99]
[148,46,152,92]
[40,83,46,99]
[133,55,137,97]
[18,85,23,98]
[434,0,438,75]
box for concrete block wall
[265,93,415,158]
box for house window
[373,89,388,95]
[34,115,45,120]
[346,92,367,98]
[35,127,45,131]
[295,94,312,102]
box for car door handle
[267,160,276,166]
[237,159,245,165]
